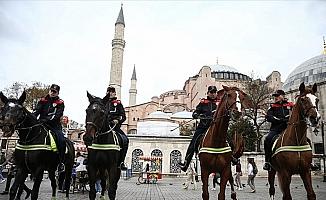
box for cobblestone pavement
[0,176,325,199]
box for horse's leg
[48,170,57,200]
[31,169,45,200]
[100,168,107,198]
[218,167,230,200]
[64,164,73,199]
[277,171,292,200]
[299,170,316,200]
[228,170,237,200]
[268,169,276,200]
[88,165,97,200]
[108,166,121,200]
[200,168,209,200]
[9,169,28,200]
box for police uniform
[33,85,66,171]
[264,100,293,165]
[105,96,129,169]
[179,96,219,172]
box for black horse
[0,91,75,200]
[83,92,121,200]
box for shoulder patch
[284,102,294,107]
[54,99,64,104]
[112,100,121,104]
[200,98,209,104]
[40,97,48,103]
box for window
[151,149,163,172]
[170,150,181,173]
[131,149,144,172]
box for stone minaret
[109,5,125,99]
[323,36,326,55]
[129,65,137,106]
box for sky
[0,1,325,124]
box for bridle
[85,101,111,138]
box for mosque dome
[283,54,326,92]
[209,64,239,73]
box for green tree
[228,118,257,152]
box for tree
[1,82,49,110]
[228,118,257,152]
[244,78,273,152]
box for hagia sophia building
[106,6,326,174]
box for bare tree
[244,78,273,152]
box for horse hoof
[51,197,57,200]
[100,195,106,200]
[270,196,274,200]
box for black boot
[263,162,271,171]
[118,140,128,171]
[178,160,190,172]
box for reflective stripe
[88,144,121,151]
[16,144,52,151]
[199,146,232,154]
[272,145,312,157]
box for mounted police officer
[263,89,293,171]
[33,84,66,172]
[105,86,129,170]
[178,86,219,172]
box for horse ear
[299,82,305,94]
[102,92,110,103]
[312,83,317,94]
[222,85,230,91]
[87,91,95,102]
[0,92,9,104]
[18,91,26,105]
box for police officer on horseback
[178,86,219,172]
[263,89,293,171]
[105,86,129,171]
[33,84,66,172]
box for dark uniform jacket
[265,100,294,132]
[33,95,64,131]
[193,97,219,129]
[106,97,126,129]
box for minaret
[109,5,126,99]
[129,65,137,106]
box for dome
[209,64,239,73]
[283,54,326,92]
[171,111,193,119]
[146,111,170,119]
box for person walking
[235,159,243,190]
[247,158,256,193]
[211,172,220,191]
[183,161,197,190]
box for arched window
[131,149,144,172]
[170,150,181,173]
[128,129,137,134]
[151,149,163,172]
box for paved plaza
[0,176,325,200]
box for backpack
[252,163,258,175]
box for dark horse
[83,92,121,200]
[268,82,320,200]
[199,86,253,200]
[0,91,75,200]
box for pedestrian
[235,159,243,190]
[105,86,129,170]
[75,152,87,190]
[247,158,256,193]
[183,161,197,190]
[211,172,220,191]
[33,84,66,172]
[179,86,220,172]
[0,164,5,183]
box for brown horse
[199,86,253,200]
[268,82,321,200]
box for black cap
[208,85,217,92]
[50,84,60,92]
[107,86,116,93]
[272,89,285,97]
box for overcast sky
[1,1,325,124]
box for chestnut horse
[268,82,321,200]
[199,86,252,200]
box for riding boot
[118,133,129,171]
[263,140,271,171]
[178,153,193,172]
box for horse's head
[0,91,26,137]
[297,82,321,127]
[83,91,110,146]
[217,86,253,120]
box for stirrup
[263,162,271,171]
